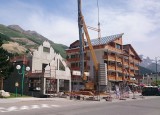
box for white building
[29,41,71,96]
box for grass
[7,93,31,98]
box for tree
[0,40,13,90]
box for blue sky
[0,0,160,59]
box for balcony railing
[130,72,134,76]
[123,62,128,66]
[134,66,139,70]
[67,56,90,62]
[134,60,139,64]
[70,67,80,70]
[108,75,116,81]
[116,67,122,72]
[108,65,115,70]
[103,55,115,61]
[106,46,122,53]
[116,57,122,62]
[116,77,123,81]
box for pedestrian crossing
[0,104,60,113]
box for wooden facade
[66,34,142,87]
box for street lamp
[155,57,160,86]
[16,64,30,96]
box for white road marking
[0,107,5,110]
[0,107,5,112]
[20,106,29,110]
[51,105,60,107]
[1,106,18,112]
[0,104,61,113]
[41,104,50,108]
[31,105,40,109]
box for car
[142,86,160,96]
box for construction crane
[78,0,99,90]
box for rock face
[0,90,10,98]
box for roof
[123,44,142,61]
[89,33,124,46]
[66,33,124,50]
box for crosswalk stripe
[0,107,5,110]
[31,105,40,109]
[41,104,50,108]
[1,106,18,112]
[20,106,29,110]
[51,105,60,107]
[0,104,61,113]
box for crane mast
[78,0,84,79]
[78,0,99,90]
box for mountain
[139,55,160,73]
[0,24,67,58]
[139,66,154,75]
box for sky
[0,0,160,59]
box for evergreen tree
[0,39,13,90]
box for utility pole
[156,57,158,86]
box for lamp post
[155,57,160,86]
[16,64,30,96]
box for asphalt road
[0,96,160,115]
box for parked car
[142,86,160,96]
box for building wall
[66,36,141,91]
[4,41,71,97]
[31,41,71,95]
[32,41,56,72]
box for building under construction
[66,33,142,91]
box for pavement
[0,92,158,104]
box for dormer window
[116,44,121,49]
[43,47,50,53]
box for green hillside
[0,24,68,58]
[139,66,154,75]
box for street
[0,96,160,115]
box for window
[116,44,121,49]
[59,60,65,71]
[29,78,41,92]
[43,47,50,53]
[42,63,48,72]
[71,55,76,58]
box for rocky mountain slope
[139,55,160,73]
[0,24,67,58]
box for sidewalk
[0,93,158,104]
[0,97,70,104]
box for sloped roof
[89,33,124,46]
[123,44,142,61]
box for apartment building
[66,33,142,91]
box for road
[0,96,160,115]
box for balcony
[84,66,90,71]
[70,66,80,70]
[116,77,123,81]
[116,67,122,72]
[103,55,115,61]
[130,63,134,67]
[134,66,139,70]
[108,65,115,71]
[134,60,139,64]
[116,57,122,62]
[130,72,134,76]
[106,46,122,54]
[123,62,128,66]
[67,57,80,62]
[108,75,116,81]
[67,56,90,62]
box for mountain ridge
[0,24,68,58]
